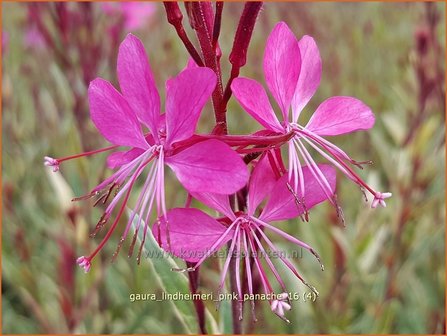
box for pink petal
[247,155,277,215]
[260,164,336,222]
[152,208,231,262]
[263,22,301,121]
[306,96,375,136]
[117,34,161,139]
[191,192,236,220]
[291,35,322,122]
[184,58,199,70]
[106,148,145,169]
[88,78,148,149]
[166,139,249,194]
[165,68,216,146]
[231,78,284,133]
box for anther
[287,182,309,221]
[127,228,139,258]
[111,237,126,263]
[72,191,100,202]
[89,214,108,237]
[352,159,373,169]
[310,248,325,271]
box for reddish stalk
[186,261,207,334]
[212,2,224,50]
[190,2,226,134]
[163,2,204,67]
[221,2,263,111]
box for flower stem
[222,2,263,111]
[163,2,204,67]
[186,261,207,334]
[212,2,224,50]
[190,2,226,134]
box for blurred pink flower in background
[101,2,156,31]
[2,31,9,54]
[23,26,46,50]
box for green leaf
[219,294,233,334]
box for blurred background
[2,2,445,334]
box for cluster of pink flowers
[46,22,390,322]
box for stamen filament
[172,218,241,272]
[86,153,156,262]
[242,230,257,322]
[249,226,287,293]
[253,225,320,295]
[251,216,324,271]
[235,227,243,321]
[216,224,240,310]
[246,227,273,297]
[51,144,119,164]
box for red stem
[190,2,226,134]
[186,261,207,334]
[222,2,263,110]
[163,2,204,67]
[212,2,224,50]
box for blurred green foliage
[2,2,445,334]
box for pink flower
[153,156,336,322]
[24,26,46,50]
[231,22,391,216]
[45,34,248,272]
[2,31,9,54]
[101,2,156,31]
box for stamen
[111,237,126,263]
[235,227,243,321]
[286,182,308,222]
[288,141,305,199]
[93,193,108,207]
[172,218,242,272]
[249,226,288,293]
[72,191,99,202]
[128,229,139,258]
[241,230,257,322]
[253,224,320,296]
[294,138,334,201]
[360,187,368,202]
[158,151,170,249]
[216,225,240,311]
[102,183,118,205]
[118,162,158,259]
[310,249,325,271]
[251,216,324,272]
[44,145,120,173]
[85,153,156,265]
[298,128,393,206]
[136,163,161,260]
[330,194,345,227]
[90,213,109,238]
[352,160,373,170]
